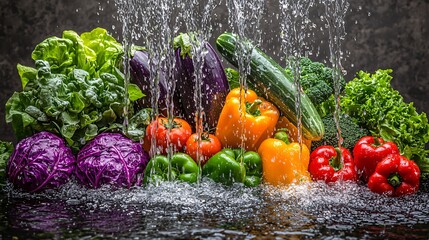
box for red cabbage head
[7,131,76,192]
[75,133,149,188]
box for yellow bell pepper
[258,131,311,185]
[276,116,312,150]
[215,88,279,151]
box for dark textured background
[1,0,428,142]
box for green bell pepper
[143,153,199,184]
[202,148,262,187]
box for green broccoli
[311,113,369,152]
[285,57,346,118]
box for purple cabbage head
[75,133,149,188]
[7,131,76,193]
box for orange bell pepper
[276,116,312,150]
[258,131,311,185]
[215,88,279,151]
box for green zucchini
[216,32,324,140]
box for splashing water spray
[279,0,315,173]
[227,0,265,162]
[180,0,217,183]
[321,0,350,172]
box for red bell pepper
[308,146,358,183]
[353,136,400,182]
[367,154,420,197]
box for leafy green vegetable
[128,83,145,101]
[6,60,131,151]
[6,28,148,151]
[127,108,152,141]
[341,69,429,179]
[31,28,123,79]
[0,141,13,185]
[311,113,369,152]
[285,57,345,118]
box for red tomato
[185,132,222,166]
[145,117,192,154]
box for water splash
[3,181,429,238]
[279,0,315,170]
[115,0,135,134]
[321,0,349,162]
[180,0,217,181]
[227,0,264,158]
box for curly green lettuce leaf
[80,28,123,76]
[128,83,145,101]
[31,28,123,79]
[17,64,37,89]
[341,69,429,179]
[31,36,76,74]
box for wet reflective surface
[1,180,428,239]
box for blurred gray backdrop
[1,0,428,142]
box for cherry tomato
[185,132,222,166]
[145,117,192,154]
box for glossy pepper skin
[215,88,279,151]
[202,148,262,187]
[275,116,312,150]
[368,154,420,197]
[308,146,358,183]
[353,136,400,182]
[258,131,311,185]
[143,153,199,184]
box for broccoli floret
[302,78,333,105]
[285,57,346,118]
[311,113,369,152]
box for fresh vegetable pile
[1,28,429,199]
[341,69,429,179]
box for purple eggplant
[129,50,183,117]
[174,33,230,131]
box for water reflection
[1,181,429,239]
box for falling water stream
[280,0,315,171]
[1,1,429,239]
[321,0,349,151]
[227,0,264,158]
[180,0,216,181]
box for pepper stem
[247,99,262,116]
[372,136,382,147]
[388,173,402,188]
[329,148,343,171]
[274,131,290,144]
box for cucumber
[216,32,324,140]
